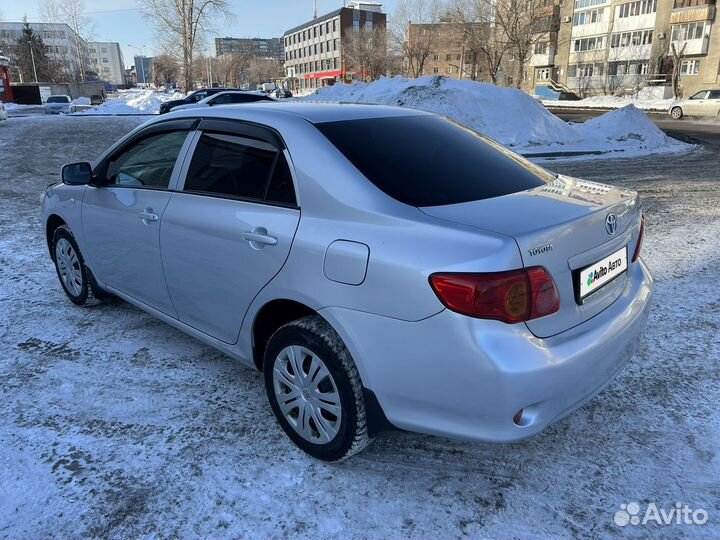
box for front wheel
[670,106,683,120]
[52,225,108,306]
[263,315,371,461]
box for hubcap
[272,345,342,444]
[55,238,83,297]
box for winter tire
[264,315,371,461]
[52,225,108,306]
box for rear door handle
[242,228,278,248]
[139,210,159,222]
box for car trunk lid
[420,175,643,338]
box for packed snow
[1,114,719,539]
[74,88,183,115]
[543,95,675,111]
[304,76,692,158]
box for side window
[105,130,189,188]
[191,92,207,102]
[210,94,233,105]
[708,90,720,99]
[690,91,708,100]
[230,94,253,103]
[266,154,297,206]
[183,132,276,200]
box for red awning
[304,70,342,80]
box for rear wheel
[52,225,109,306]
[670,106,683,120]
[263,315,370,461]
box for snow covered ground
[1,115,719,539]
[543,95,675,112]
[303,77,692,158]
[74,88,184,115]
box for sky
[1,0,400,69]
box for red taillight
[429,267,560,324]
[632,216,645,263]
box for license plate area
[574,246,628,304]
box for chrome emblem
[605,213,617,235]
[528,244,553,256]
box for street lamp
[128,44,147,87]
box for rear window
[316,115,554,207]
[47,96,70,103]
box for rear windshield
[316,115,554,207]
[47,96,70,103]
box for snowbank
[304,76,691,159]
[76,88,184,115]
[543,95,674,111]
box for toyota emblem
[605,213,617,235]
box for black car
[158,88,272,114]
[89,95,104,105]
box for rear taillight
[632,216,645,263]
[429,267,560,324]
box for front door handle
[139,210,159,222]
[242,227,278,248]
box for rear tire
[263,315,371,461]
[670,106,683,120]
[52,225,110,306]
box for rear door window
[315,115,553,207]
[182,132,281,201]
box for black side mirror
[61,162,93,185]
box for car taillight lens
[429,267,560,324]
[632,216,645,263]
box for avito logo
[587,267,608,287]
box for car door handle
[139,210,159,222]
[242,229,278,247]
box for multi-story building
[0,21,91,81]
[214,37,284,64]
[552,0,720,97]
[405,21,491,80]
[283,1,387,92]
[87,42,125,85]
[134,55,153,86]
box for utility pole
[313,0,317,18]
[29,40,39,82]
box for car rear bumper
[320,258,653,443]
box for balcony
[670,4,716,23]
[670,36,710,54]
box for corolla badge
[605,213,617,235]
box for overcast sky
[2,0,399,69]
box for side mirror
[61,162,93,185]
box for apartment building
[87,42,125,85]
[551,0,720,97]
[0,21,91,81]
[405,21,490,79]
[283,2,387,92]
[214,37,284,64]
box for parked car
[273,87,293,99]
[44,95,75,114]
[172,91,274,111]
[159,88,246,114]
[669,89,720,119]
[89,94,104,105]
[42,103,653,461]
[0,102,7,121]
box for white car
[172,91,273,111]
[669,89,720,119]
[44,95,75,114]
[0,102,7,121]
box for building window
[333,19,337,32]
[573,36,607,52]
[334,38,339,50]
[535,42,548,54]
[610,30,652,48]
[366,21,373,30]
[671,22,707,42]
[572,7,605,25]
[320,24,323,36]
[568,62,604,77]
[102,57,109,63]
[433,54,439,61]
[433,67,439,73]
[680,59,700,75]
[616,0,657,18]
[101,47,108,53]
[574,0,609,8]
[537,68,551,80]
[353,20,360,31]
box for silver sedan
[41,103,653,460]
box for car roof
[168,101,434,124]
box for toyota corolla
[41,103,653,461]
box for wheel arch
[46,214,68,259]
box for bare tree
[343,26,388,82]
[60,0,94,81]
[152,53,180,86]
[214,52,251,87]
[391,0,444,78]
[246,58,282,86]
[139,0,231,92]
[669,42,687,99]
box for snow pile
[304,76,691,158]
[543,95,674,111]
[76,88,184,115]
[72,96,91,105]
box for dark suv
[159,88,272,114]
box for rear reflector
[632,215,645,263]
[429,267,560,324]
